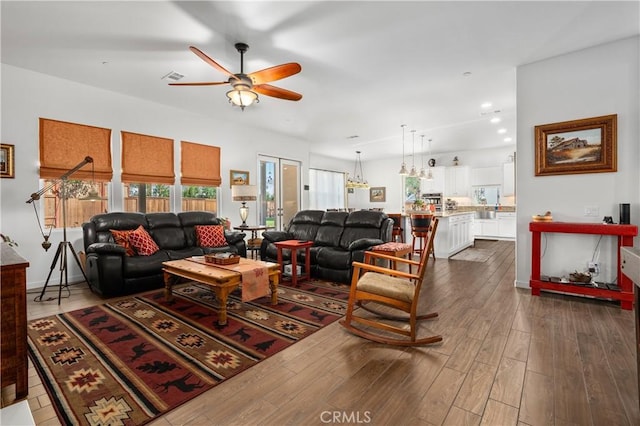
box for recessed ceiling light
[497,128,507,134]
[504,137,512,142]
[490,117,501,124]
[347,135,359,139]
[481,102,492,109]
[463,71,472,77]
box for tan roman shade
[180,141,222,186]
[121,131,175,184]
[39,118,113,181]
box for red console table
[529,221,638,310]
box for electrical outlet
[588,261,600,275]
[584,206,600,217]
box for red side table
[529,221,638,310]
[274,240,314,285]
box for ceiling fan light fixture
[226,84,259,110]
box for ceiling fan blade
[249,63,302,85]
[254,84,302,101]
[189,46,239,80]
[169,81,229,86]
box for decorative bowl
[205,253,240,265]
[569,271,592,283]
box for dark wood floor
[5,240,639,425]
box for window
[124,183,171,213]
[180,141,221,214]
[181,185,217,212]
[121,131,174,213]
[404,176,421,203]
[39,118,112,228]
[43,180,109,228]
[309,168,346,210]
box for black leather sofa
[260,210,393,283]
[82,211,246,297]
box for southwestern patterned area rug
[27,279,350,425]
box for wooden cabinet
[529,222,638,310]
[444,166,470,197]
[1,243,29,400]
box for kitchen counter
[403,212,475,258]
[404,210,479,217]
[403,209,517,244]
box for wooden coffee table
[162,257,280,325]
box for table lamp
[231,184,257,226]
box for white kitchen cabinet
[471,166,502,186]
[433,213,474,258]
[503,162,515,196]
[444,166,470,197]
[474,219,499,239]
[474,212,516,240]
[497,212,516,239]
[421,166,445,193]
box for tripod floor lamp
[26,156,102,304]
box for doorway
[258,156,301,230]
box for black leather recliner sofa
[260,210,393,283]
[82,211,246,297]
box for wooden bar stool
[410,213,433,258]
[388,213,404,243]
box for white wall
[515,36,640,287]
[0,64,310,289]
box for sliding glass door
[258,156,301,230]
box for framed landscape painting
[370,187,386,202]
[534,114,617,176]
[0,144,15,178]
[229,170,249,187]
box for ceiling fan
[170,43,302,110]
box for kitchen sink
[475,210,496,219]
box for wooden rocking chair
[340,217,442,346]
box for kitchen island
[404,211,475,258]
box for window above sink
[473,185,500,205]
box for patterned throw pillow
[128,225,160,256]
[195,225,227,248]
[110,229,136,256]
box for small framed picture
[534,114,617,176]
[370,187,386,202]
[0,144,15,178]
[230,170,249,187]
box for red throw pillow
[128,225,160,256]
[195,225,227,248]
[110,229,136,256]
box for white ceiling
[2,1,639,161]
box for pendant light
[346,150,369,189]
[426,138,434,181]
[419,135,427,179]
[398,124,408,175]
[409,130,417,177]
